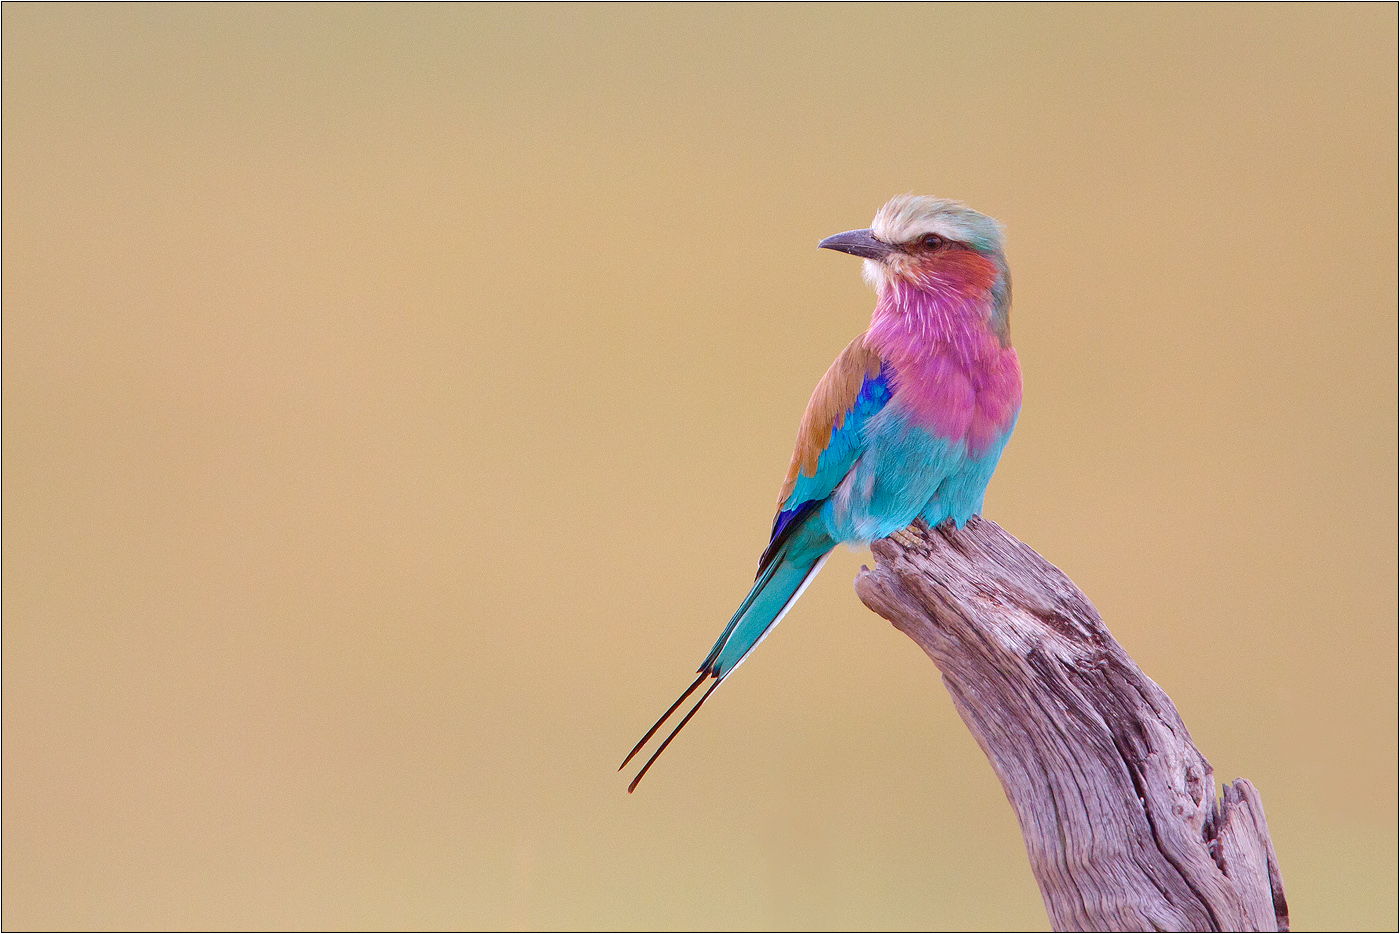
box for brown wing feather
[777,332,883,507]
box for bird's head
[820,194,1011,340]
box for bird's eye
[922,234,946,250]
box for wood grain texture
[854,517,1288,932]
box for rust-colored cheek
[925,249,1000,293]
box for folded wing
[760,332,891,571]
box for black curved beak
[818,228,894,261]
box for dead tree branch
[854,518,1288,932]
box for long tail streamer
[618,671,709,773]
[624,677,722,793]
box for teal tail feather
[621,515,834,792]
[702,550,831,679]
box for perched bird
[622,194,1022,792]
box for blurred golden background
[4,5,1395,930]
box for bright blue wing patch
[768,370,892,546]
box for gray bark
[854,518,1288,932]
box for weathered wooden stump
[854,517,1288,932]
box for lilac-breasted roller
[622,195,1022,791]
